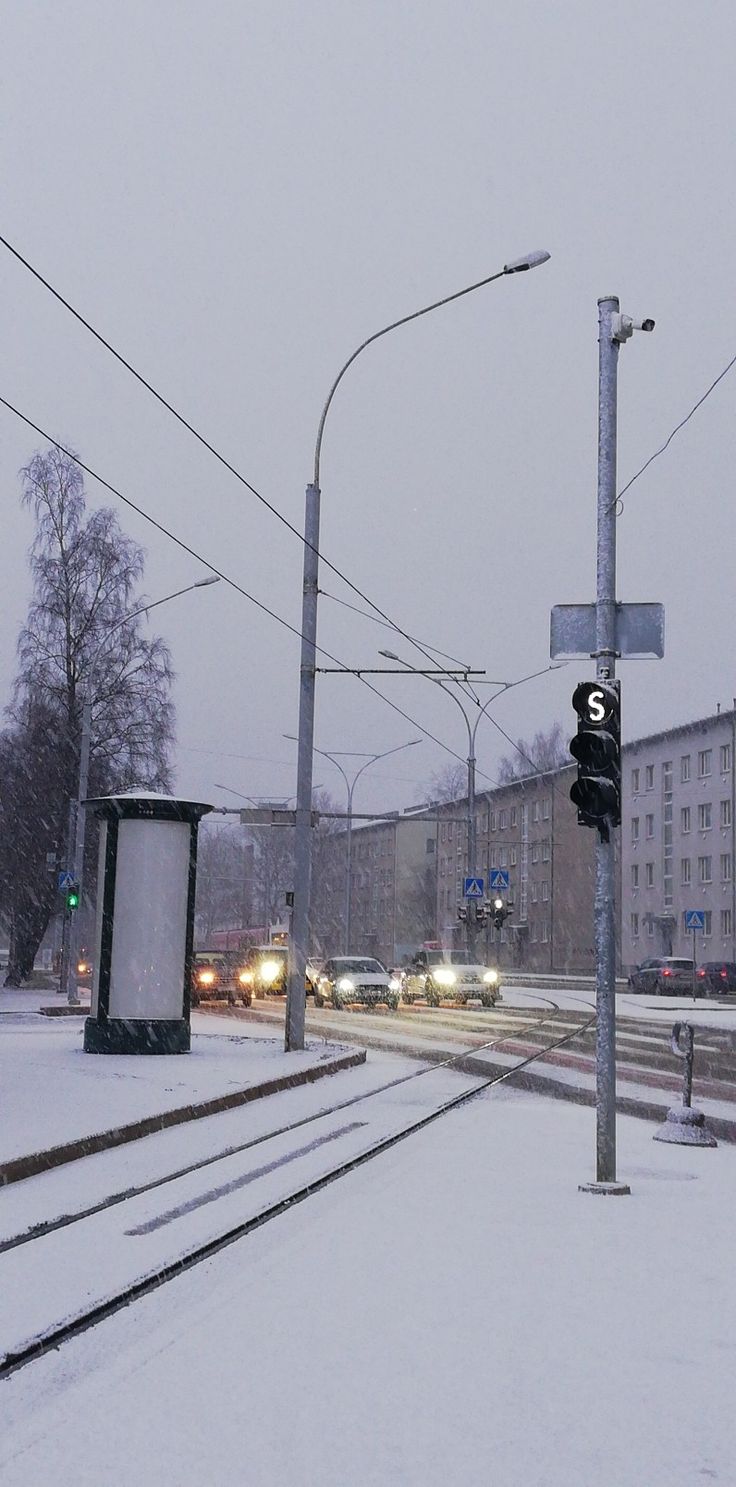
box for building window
[698,749,712,778]
[426,838,435,854]
[631,912,639,938]
[722,909,732,938]
[681,858,691,887]
[542,842,550,862]
[531,883,538,903]
[541,880,549,901]
[448,821,454,840]
[490,848,498,868]
[663,761,673,791]
[531,844,539,864]
[631,864,639,889]
[631,767,640,793]
[499,809,507,830]
[703,910,712,937]
[645,814,654,839]
[681,755,691,783]
[645,862,654,888]
[542,798,550,820]
[490,813,496,832]
[440,823,446,843]
[631,817,640,843]
[698,803,712,831]
[721,799,732,829]
[645,764,654,790]
[681,807,691,834]
[721,853,732,882]
[721,743,732,774]
[532,802,539,824]
[499,848,508,868]
[541,921,549,943]
[510,806,517,828]
[646,917,655,937]
[510,847,517,867]
[698,855,712,884]
[481,811,489,833]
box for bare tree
[496,721,568,783]
[194,824,253,943]
[415,761,467,806]
[309,789,346,953]
[1,447,174,984]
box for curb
[0,1046,366,1187]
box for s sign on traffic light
[569,680,621,839]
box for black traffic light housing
[457,904,468,922]
[492,896,511,930]
[66,882,80,911]
[569,680,621,840]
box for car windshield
[666,960,692,971]
[425,951,473,966]
[331,959,384,974]
[255,948,287,961]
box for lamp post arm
[313,268,506,486]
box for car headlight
[77,961,89,975]
[388,977,401,992]
[238,970,253,985]
[433,968,456,986]
[198,970,216,986]
[337,977,355,993]
[259,960,281,983]
[483,970,498,985]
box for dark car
[695,961,736,995]
[191,951,253,1007]
[627,957,694,995]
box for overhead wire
[1,393,499,783]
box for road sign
[57,870,74,891]
[463,876,485,899]
[489,869,510,891]
[685,910,705,931]
[550,601,665,659]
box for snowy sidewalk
[0,992,364,1183]
[0,1083,732,1487]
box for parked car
[695,961,736,995]
[314,957,401,1010]
[191,951,253,1007]
[627,957,694,995]
[402,949,501,1007]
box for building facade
[621,709,736,971]
[347,813,437,966]
[435,764,598,974]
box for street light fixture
[286,249,551,1050]
[62,575,221,1004]
[284,733,420,952]
[379,649,564,958]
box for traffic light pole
[589,295,628,1194]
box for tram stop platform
[0,987,365,1186]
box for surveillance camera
[633,317,655,332]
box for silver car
[314,957,401,1010]
[402,949,501,1007]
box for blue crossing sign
[463,876,485,899]
[489,869,510,891]
[57,870,75,891]
[685,909,705,932]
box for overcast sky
[1,1,734,817]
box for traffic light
[66,883,80,911]
[474,902,485,925]
[492,896,510,930]
[457,905,468,922]
[569,680,621,839]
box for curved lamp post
[62,576,220,1004]
[379,650,564,958]
[284,734,420,952]
[286,248,551,1050]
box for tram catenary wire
[0,1001,595,1379]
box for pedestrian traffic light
[66,883,80,911]
[474,902,486,925]
[569,680,621,839]
[457,905,468,922]
[492,896,509,930]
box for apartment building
[435,764,597,974]
[621,709,736,970]
[346,813,437,966]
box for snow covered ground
[1,1074,732,1487]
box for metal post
[692,927,697,1003]
[65,694,92,1007]
[593,295,624,1189]
[58,797,77,1000]
[345,784,354,953]
[286,481,320,1051]
[466,750,478,960]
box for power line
[615,347,736,513]
[0,231,487,694]
[0,392,486,778]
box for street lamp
[62,575,220,1004]
[286,249,551,1050]
[379,649,563,958]
[284,734,420,952]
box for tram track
[0,1003,595,1381]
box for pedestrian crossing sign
[463,876,485,899]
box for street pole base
[653,1104,718,1148]
[578,1181,632,1196]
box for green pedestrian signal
[66,883,80,911]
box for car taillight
[662,968,671,976]
[697,969,705,978]
[720,969,727,978]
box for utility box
[83,792,212,1054]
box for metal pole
[65,694,92,1007]
[466,748,478,960]
[58,797,77,1000]
[345,782,354,953]
[594,295,620,1186]
[286,481,320,1051]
